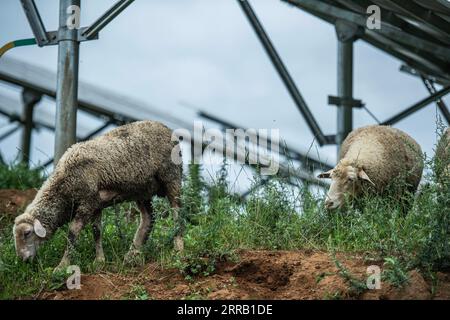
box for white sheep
[318,125,424,210]
[13,120,183,269]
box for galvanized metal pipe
[382,86,450,126]
[20,0,50,46]
[422,77,450,125]
[82,0,135,39]
[0,125,21,142]
[20,89,41,166]
[54,0,80,164]
[336,39,354,158]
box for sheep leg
[166,182,184,252]
[55,217,86,271]
[124,200,154,264]
[92,211,105,264]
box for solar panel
[283,0,450,84]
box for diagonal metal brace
[82,0,135,39]
[382,86,450,125]
[20,0,50,46]
[422,77,450,125]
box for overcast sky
[0,0,448,190]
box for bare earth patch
[38,250,450,300]
[0,189,37,217]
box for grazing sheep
[318,125,424,210]
[435,128,450,182]
[13,120,183,269]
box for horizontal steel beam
[283,0,450,59]
[0,106,54,132]
[199,110,333,171]
[382,85,450,125]
[400,65,449,86]
[333,0,450,46]
[282,0,450,83]
[328,95,363,108]
[197,111,333,170]
[379,0,450,39]
[436,0,450,11]
[0,74,133,126]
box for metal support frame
[381,86,450,126]
[20,89,42,166]
[19,0,134,164]
[190,138,204,165]
[282,0,450,137]
[422,78,450,125]
[379,0,450,40]
[41,119,115,168]
[0,125,21,142]
[79,120,114,142]
[287,0,449,83]
[238,0,334,146]
[20,0,50,46]
[54,0,80,164]
[198,110,333,171]
[241,177,269,199]
[335,20,357,157]
[82,0,135,39]
[400,64,449,87]
[283,0,450,59]
[334,0,450,46]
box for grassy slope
[0,130,449,299]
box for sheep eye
[24,230,32,238]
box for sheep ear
[33,219,47,238]
[317,169,333,179]
[358,169,375,186]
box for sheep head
[318,159,375,210]
[13,210,47,261]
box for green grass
[0,162,45,190]
[0,126,449,299]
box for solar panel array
[283,0,450,84]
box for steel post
[20,89,42,166]
[336,38,354,158]
[54,0,80,163]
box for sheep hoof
[174,236,184,252]
[124,249,145,266]
[93,256,106,269]
[53,258,70,274]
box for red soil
[0,189,36,218]
[39,250,450,300]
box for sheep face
[13,217,47,261]
[318,162,375,210]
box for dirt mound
[0,189,36,216]
[226,256,293,290]
[38,250,450,300]
[0,189,37,231]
